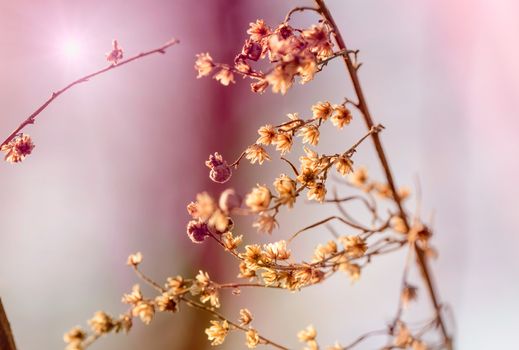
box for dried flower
[253,214,278,234]
[186,220,211,243]
[311,101,333,120]
[273,174,297,207]
[63,326,86,344]
[206,152,232,183]
[263,240,291,260]
[126,252,143,266]
[222,231,243,251]
[341,235,367,258]
[245,144,271,165]
[299,125,320,145]
[307,183,326,202]
[155,292,179,312]
[251,79,269,93]
[298,325,317,342]
[214,67,235,86]
[330,105,352,129]
[195,53,215,78]
[256,124,277,145]
[88,311,114,334]
[121,284,143,305]
[132,301,155,325]
[239,308,253,326]
[401,284,418,308]
[1,133,35,163]
[335,156,353,176]
[246,328,260,348]
[219,188,242,213]
[247,19,272,42]
[106,39,123,64]
[205,320,229,346]
[349,166,369,188]
[245,185,271,212]
[273,133,293,155]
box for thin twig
[1,38,180,148]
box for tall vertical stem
[313,0,452,348]
[0,299,17,350]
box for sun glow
[61,38,82,60]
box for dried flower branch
[1,38,179,163]
[61,2,453,349]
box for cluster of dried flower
[195,19,339,94]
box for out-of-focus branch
[1,38,179,148]
[0,299,17,350]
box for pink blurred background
[0,0,517,349]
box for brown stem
[1,38,180,148]
[313,0,452,348]
[0,299,17,350]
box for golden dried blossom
[205,320,230,346]
[132,301,155,325]
[297,55,318,84]
[298,325,317,343]
[312,240,338,262]
[341,235,367,258]
[245,144,271,165]
[330,105,352,129]
[245,185,271,212]
[166,275,188,295]
[394,323,413,348]
[266,63,296,95]
[412,339,428,350]
[246,328,260,348]
[408,223,432,244]
[213,67,235,86]
[391,216,408,234]
[121,284,143,305]
[253,214,278,234]
[296,166,319,187]
[326,342,343,350]
[238,261,257,279]
[115,314,132,333]
[401,284,418,308]
[307,182,327,203]
[335,156,353,176]
[222,231,243,251]
[302,24,334,60]
[241,244,265,268]
[88,311,114,334]
[263,240,291,260]
[239,308,253,326]
[1,134,35,163]
[273,174,297,208]
[63,326,86,344]
[247,19,272,42]
[191,270,220,308]
[126,252,143,266]
[195,53,215,78]
[349,166,369,188]
[188,192,217,222]
[155,292,179,312]
[339,262,361,282]
[299,125,320,145]
[311,101,333,120]
[256,124,277,145]
[272,133,293,155]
